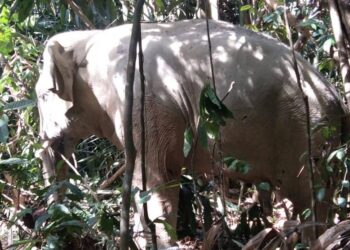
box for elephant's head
[35,41,75,142]
[35,31,119,188]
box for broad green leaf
[327,148,346,163]
[240,5,251,11]
[64,182,83,200]
[155,0,165,13]
[183,128,193,157]
[12,0,35,22]
[0,157,27,165]
[0,25,12,55]
[205,122,219,140]
[48,204,71,218]
[0,7,10,25]
[3,99,36,110]
[34,212,50,231]
[322,37,335,53]
[99,209,117,236]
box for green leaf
[322,37,335,53]
[154,218,177,240]
[64,182,83,200]
[34,212,50,231]
[155,0,165,12]
[337,197,347,207]
[336,149,346,161]
[3,99,36,110]
[12,0,35,22]
[0,114,9,143]
[99,210,116,236]
[240,4,251,11]
[316,187,325,201]
[258,182,271,191]
[8,239,39,249]
[197,120,208,149]
[226,159,250,174]
[138,190,152,204]
[0,157,27,165]
[183,128,193,157]
[327,148,346,163]
[301,208,311,220]
[48,204,71,218]
[56,220,85,228]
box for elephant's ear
[48,41,75,102]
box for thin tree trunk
[328,0,350,110]
[119,0,145,249]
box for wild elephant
[35,19,348,248]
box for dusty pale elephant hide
[36,19,348,248]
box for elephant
[35,19,348,248]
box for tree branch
[120,0,145,248]
[65,0,95,29]
[284,3,317,240]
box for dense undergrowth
[0,0,349,249]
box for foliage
[0,0,349,249]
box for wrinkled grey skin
[36,20,347,247]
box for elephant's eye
[40,93,48,101]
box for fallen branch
[99,163,126,189]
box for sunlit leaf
[342,180,350,188]
[154,218,177,240]
[322,37,335,53]
[240,5,251,11]
[302,208,311,220]
[327,148,346,163]
[337,197,347,207]
[0,157,27,165]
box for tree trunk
[328,0,350,110]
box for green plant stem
[284,2,317,239]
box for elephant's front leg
[132,98,186,248]
[133,183,181,248]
